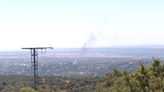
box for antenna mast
[22,47,53,90]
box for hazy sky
[0,0,164,51]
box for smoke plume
[81,32,97,54]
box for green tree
[2,81,7,86]
[0,86,5,91]
[52,86,61,92]
[20,87,37,92]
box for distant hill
[104,44,164,48]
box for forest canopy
[96,57,164,92]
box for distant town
[0,48,164,77]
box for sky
[0,0,164,51]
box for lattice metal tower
[22,47,53,90]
